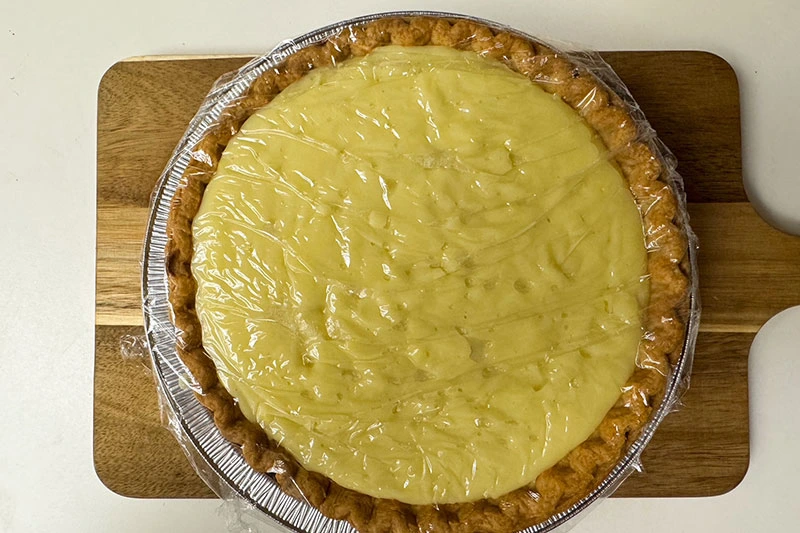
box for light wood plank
[95,203,800,330]
[688,202,800,329]
[96,206,148,326]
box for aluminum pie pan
[142,10,700,533]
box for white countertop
[2,1,799,531]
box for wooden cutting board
[94,51,798,500]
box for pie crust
[165,16,690,533]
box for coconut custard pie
[165,16,690,533]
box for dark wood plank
[96,52,743,209]
[93,325,215,498]
[93,326,751,498]
[603,51,745,203]
[615,332,751,497]
[97,58,249,208]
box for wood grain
[94,51,788,501]
[604,51,745,203]
[93,325,215,498]
[93,326,751,499]
[95,203,800,330]
[688,203,800,330]
[614,331,751,497]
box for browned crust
[165,17,690,533]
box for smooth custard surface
[192,45,648,505]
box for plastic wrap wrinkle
[143,10,699,533]
[120,333,149,362]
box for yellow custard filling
[192,46,648,505]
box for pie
[165,16,690,533]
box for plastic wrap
[141,11,699,533]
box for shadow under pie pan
[143,10,700,533]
